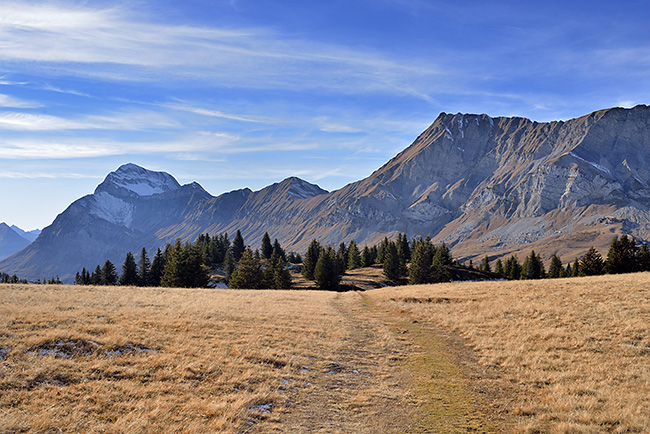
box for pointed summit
[95,163,181,197]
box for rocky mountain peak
[282,176,328,199]
[94,163,181,197]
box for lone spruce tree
[302,239,321,280]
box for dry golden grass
[368,273,650,433]
[0,285,354,433]
[0,284,426,433]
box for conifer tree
[229,248,264,289]
[432,242,453,267]
[120,252,139,286]
[504,255,521,280]
[548,254,564,278]
[231,230,245,262]
[91,265,102,285]
[408,238,434,284]
[347,240,361,270]
[261,232,273,260]
[479,256,491,273]
[580,246,604,276]
[264,250,292,289]
[150,248,165,287]
[637,242,650,272]
[138,247,151,286]
[397,233,411,262]
[572,258,580,277]
[605,235,638,274]
[314,247,340,291]
[102,260,118,285]
[494,259,505,276]
[272,239,286,261]
[522,250,545,280]
[382,241,402,283]
[302,239,321,280]
[223,250,236,283]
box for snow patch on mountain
[98,163,181,197]
[89,192,134,227]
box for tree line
[74,230,298,289]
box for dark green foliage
[161,239,210,288]
[314,247,340,291]
[521,250,545,280]
[580,247,604,276]
[229,248,264,289]
[347,240,361,270]
[572,258,580,277]
[102,260,118,285]
[272,239,286,262]
[223,250,236,283]
[138,247,151,286]
[90,265,102,285]
[361,246,376,267]
[150,248,165,287]
[637,242,650,272]
[264,250,292,289]
[548,254,564,278]
[302,239,322,280]
[119,252,138,286]
[494,259,504,276]
[261,232,273,259]
[75,267,91,285]
[408,238,434,285]
[504,255,521,280]
[382,241,402,283]
[231,230,245,262]
[397,233,411,262]
[479,255,491,273]
[605,235,639,274]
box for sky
[1,0,649,230]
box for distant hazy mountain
[0,223,32,261]
[2,105,650,281]
[9,226,41,243]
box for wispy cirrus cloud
[0,2,444,99]
[0,110,178,131]
[0,94,43,108]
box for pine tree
[408,239,434,284]
[314,247,340,291]
[272,239,286,262]
[150,248,165,287]
[504,255,522,280]
[229,248,264,289]
[382,241,402,283]
[479,256,491,273]
[264,250,292,289]
[637,242,650,272]
[261,232,273,260]
[572,258,580,277]
[605,235,638,274]
[120,252,139,286]
[494,259,505,276]
[397,233,411,262]
[91,265,102,285]
[102,260,118,285]
[548,254,564,278]
[138,247,151,286]
[302,239,321,280]
[580,246,604,276]
[223,250,236,283]
[521,250,544,280]
[232,230,245,262]
[347,240,361,270]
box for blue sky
[1,0,649,230]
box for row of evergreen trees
[74,230,295,289]
[476,235,650,280]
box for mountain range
[2,104,649,282]
[0,224,40,261]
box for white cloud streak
[0,2,443,98]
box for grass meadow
[1,272,648,433]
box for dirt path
[280,291,500,433]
